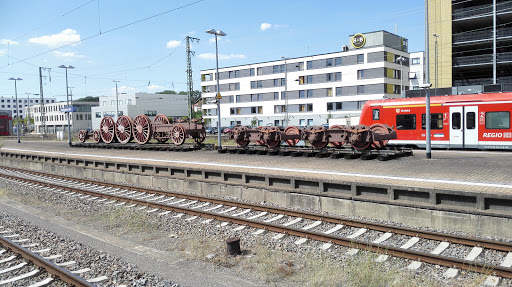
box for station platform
[2,140,511,196]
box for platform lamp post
[58,65,74,146]
[395,56,405,98]
[113,80,120,121]
[433,33,439,97]
[206,28,227,149]
[25,92,38,133]
[420,83,432,159]
[8,77,22,143]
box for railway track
[0,166,511,284]
[0,225,106,286]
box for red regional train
[359,92,512,150]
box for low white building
[201,30,411,127]
[91,92,188,129]
[30,101,98,134]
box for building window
[274,92,279,100]
[357,54,364,64]
[111,100,115,105]
[299,104,313,112]
[257,81,263,88]
[357,85,365,94]
[274,79,280,87]
[307,61,312,69]
[306,75,313,84]
[327,103,333,111]
[257,67,263,75]
[96,112,101,118]
[251,106,262,114]
[273,65,279,74]
[127,99,132,104]
[337,102,343,110]
[326,58,333,67]
[250,68,255,76]
[274,105,285,113]
[229,71,234,78]
[357,70,365,79]
[298,76,305,85]
[358,101,366,109]
[307,90,313,98]
[327,88,333,96]
[281,91,286,100]
[411,58,420,65]
[229,83,240,91]
[335,72,342,81]
[327,73,334,82]
[281,78,286,86]
[144,110,157,116]
[299,90,305,98]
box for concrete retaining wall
[2,151,512,238]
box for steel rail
[0,235,95,287]
[4,167,511,253]
[2,171,512,279]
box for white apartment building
[0,96,56,120]
[201,30,411,127]
[409,51,425,89]
[30,101,99,134]
[91,92,188,129]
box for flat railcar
[359,92,512,150]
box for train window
[486,111,510,129]
[466,112,476,130]
[452,112,461,130]
[396,114,416,130]
[372,109,380,120]
[421,113,443,130]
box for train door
[449,107,463,148]
[464,106,478,148]
[449,106,478,148]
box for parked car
[222,125,235,134]
[205,127,217,134]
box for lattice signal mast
[186,36,200,119]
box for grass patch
[93,205,157,237]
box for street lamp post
[395,56,405,97]
[8,77,22,143]
[206,28,227,149]
[420,83,432,159]
[58,65,74,146]
[25,93,38,133]
[433,33,439,97]
[281,57,289,126]
[113,80,120,120]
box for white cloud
[0,49,7,56]
[147,84,164,91]
[0,39,19,45]
[208,37,222,43]
[166,40,181,49]
[53,51,84,58]
[261,23,272,31]
[29,29,80,47]
[114,86,136,93]
[198,53,246,60]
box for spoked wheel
[171,124,187,145]
[93,130,102,143]
[100,116,116,143]
[193,129,206,144]
[310,140,328,149]
[133,115,152,144]
[284,126,300,147]
[232,126,250,147]
[369,123,390,149]
[78,130,87,143]
[351,140,371,151]
[329,125,346,148]
[153,114,171,143]
[115,115,134,144]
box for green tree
[75,96,99,102]
[157,90,177,94]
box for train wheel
[100,116,116,143]
[310,141,328,149]
[171,124,186,145]
[369,123,390,149]
[351,141,371,151]
[115,115,134,144]
[133,115,152,144]
[93,130,102,143]
[153,114,171,143]
[193,129,206,144]
[329,125,346,148]
[78,130,87,143]
[284,126,300,147]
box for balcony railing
[453,2,512,20]
[453,27,512,44]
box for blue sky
[0,0,425,102]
